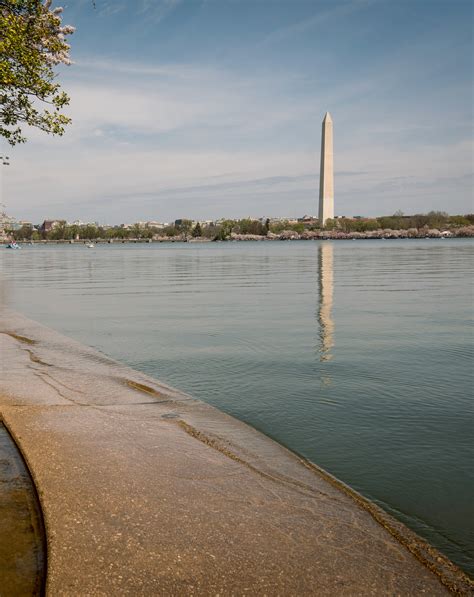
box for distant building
[174,218,193,227]
[0,207,17,235]
[40,220,65,233]
[298,215,318,224]
[7,222,23,231]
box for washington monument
[318,112,334,225]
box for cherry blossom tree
[0,0,74,145]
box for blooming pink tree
[0,0,75,145]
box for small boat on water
[5,242,20,249]
[86,242,95,248]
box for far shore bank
[2,224,474,245]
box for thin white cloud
[4,43,473,223]
[97,1,127,17]
[75,57,208,80]
[40,60,319,144]
[138,0,183,24]
[259,0,378,47]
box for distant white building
[68,220,100,228]
[0,213,18,239]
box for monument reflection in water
[317,242,335,366]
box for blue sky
[3,0,473,223]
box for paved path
[0,309,471,595]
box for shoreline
[3,225,474,245]
[0,308,472,594]
[3,229,474,246]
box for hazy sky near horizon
[2,0,473,224]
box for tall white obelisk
[318,112,334,226]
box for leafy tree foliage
[192,222,202,237]
[234,218,267,235]
[163,225,179,237]
[0,0,74,144]
[269,220,307,233]
[449,215,470,226]
[9,213,474,242]
[13,222,33,238]
[175,219,193,238]
[337,218,379,233]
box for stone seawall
[0,308,472,595]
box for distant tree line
[330,211,474,233]
[9,212,474,242]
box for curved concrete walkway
[0,309,472,595]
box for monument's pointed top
[323,111,332,123]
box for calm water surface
[1,239,473,574]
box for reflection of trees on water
[318,242,334,364]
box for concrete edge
[2,382,472,595]
[297,457,474,594]
[1,308,473,594]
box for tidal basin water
[1,239,473,574]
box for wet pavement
[0,308,472,595]
[0,423,45,595]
